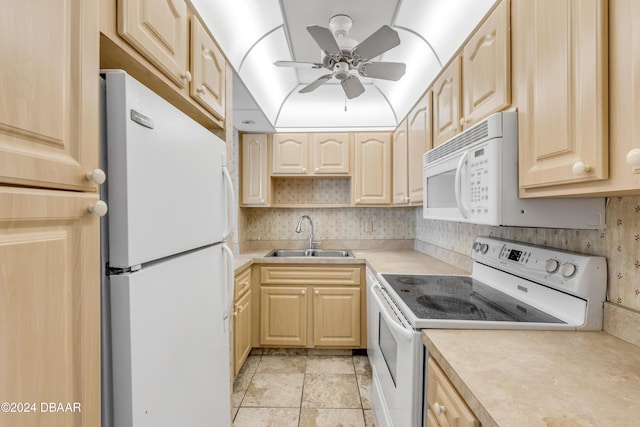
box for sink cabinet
[258,265,364,348]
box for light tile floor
[232,349,375,427]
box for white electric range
[366,236,607,427]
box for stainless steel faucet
[295,215,320,250]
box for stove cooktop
[380,274,565,324]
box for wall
[415,196,640,312]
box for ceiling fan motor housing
[333,62,350,80]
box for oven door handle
[454,150,471,219]
[371,284,414,342]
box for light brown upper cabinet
[432,56,462,147]
[272,133,350,176]
[462,0,511,127]
[354,133,392,205]
[514,0,608,192]
[394,92,431,206]
[407,91,432,205]
[393,119,409,205]
[101,0,226,129]
[516,0,640,197]
[118,0,190,88]
[0,0,99,191]
[432,0,510,148]
[190,16,226,119]
[241,133,270,206]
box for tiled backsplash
[241,207,415,242]
[416,196,640,312]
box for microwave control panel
[468,145,492,217]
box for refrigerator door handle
[222,165,236,240]
[222,243,235,321]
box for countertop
[233,248,470,276]
[422,329,640,427]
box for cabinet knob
[260,198,265,203]
[302,168,307,173]
[433,402,446,416]
[85,168,106,185]
[459,117,466,126]
[181,71,192,82]
[356,198,361,203]
[315,290,319,295]
[315,167,319,173]
[196,86,206,95]
[626,149,640,167]
[301,289,306,294]
[572,161,591,176]
[87,200,108,217]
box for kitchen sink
[266,249,354,258]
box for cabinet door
[462,0,511,128]
[0,187,100,427]
[432,56,462,147]
[407,91,432,205]
[393,120,409,205]
[354,133,392,205]
[272,133,310,175]
[312,133,350,175]
[0,0,99,191]
[515,0,608,189]
[313,288,361,347]
[117,0,189,88]
[260,286,307,346]
[233,290,252,376]
[241,134,270,205]
[190,16,226,119]
[427,358,479,427]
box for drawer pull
[433,402,446,416]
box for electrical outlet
[365,221,373,233]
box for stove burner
[416,295,486,319]
[396,276,428,285]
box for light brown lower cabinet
[233,268,252,376]
[258,265,364,348]
[427,357,479,427]
[0,187,101,427]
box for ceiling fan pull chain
[344,93,347,112]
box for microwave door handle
[454,150,471,219]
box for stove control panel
[470,236,606,301]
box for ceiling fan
[275,15,406,99]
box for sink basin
[266,249,353,258]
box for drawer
[234,268,251,299]
[259,266,361,286]
[426,358,479,427]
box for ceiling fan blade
[352,25,401,60]
[341,76,365,99]
[299,74,333,93]
[359,62,406,81]
[274,60,323,69]
[307,25,341,56]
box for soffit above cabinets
[191,0,497,132]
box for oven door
[368,280,424,427]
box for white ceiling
[191,0,497,133]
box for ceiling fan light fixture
[333,62,350,80]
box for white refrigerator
[100,70,234,427]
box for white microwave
[423,111,605,229]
